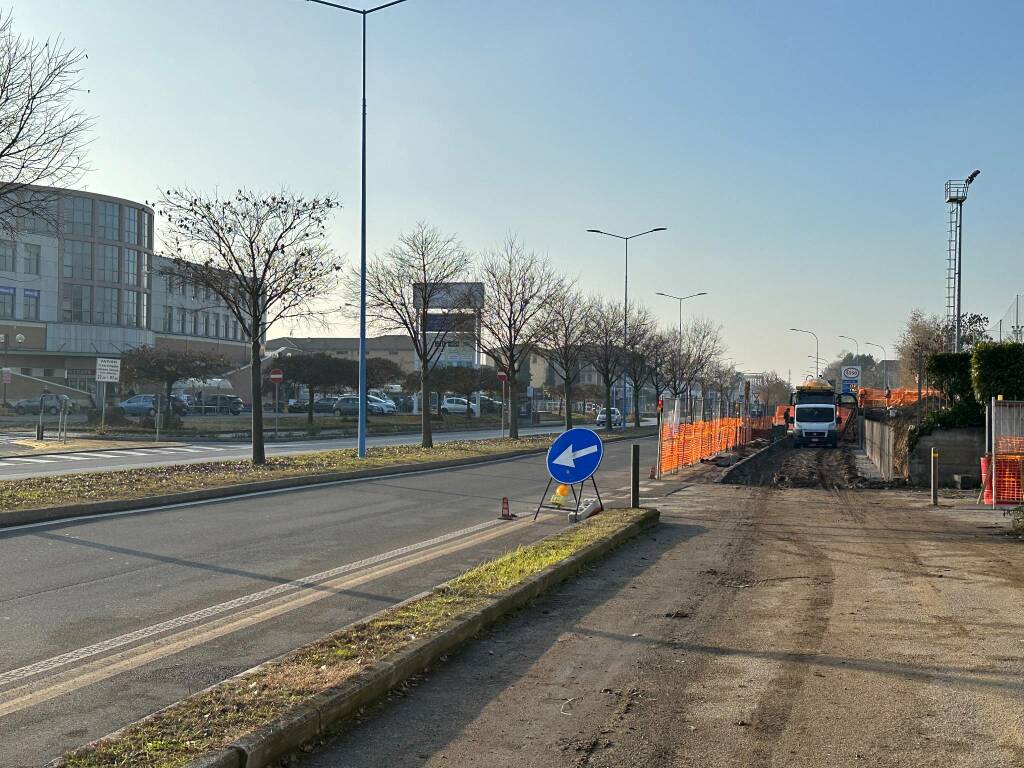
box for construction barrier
[658,417,746,476]
[858,387,937,410]
[988,400,1024,505]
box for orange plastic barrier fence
[773,405,790,426]
[658,417,746,476]
[984,455,1024,505]
[858,387,937,409]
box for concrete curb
[2,428,656,530]
[718,436,792,484]
[49,509,659,768]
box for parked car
[440,396,479,416]
[13,393,76,416]
[595,407,623,427]
[314,395,358,416]
[367,394,397,414]
[204,394,244,415]
[116,395,159,418]
[478,395,503,414]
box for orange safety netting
[985,455,1024,505]
[658,417,745,476]
[858,387,937,409]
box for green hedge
[926,351,974,402]
[971,342,1024,403]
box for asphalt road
[0,422,657,480]
[0,435,663,767]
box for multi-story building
[0,186,248,399]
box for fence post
[931,447,939,506]
[630,444,640,508]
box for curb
[49,508,659,768]
[718,436,792,484]
[1,429,657,530]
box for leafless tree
[646,329,675,406]
[537,282,593,429]
[158,188,341,464]
[665,317,723,420]
[621,302,657,428]
[476,234,563,439]
[755,371,792,414]
[584,297,626,431]
[353,222,470,448]
[0,12,92,234]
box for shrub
[972,342,1024,403]
[907,400,984,453]
[926,351,974,403]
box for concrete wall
[909,427,985,487]
[864,418,898,480]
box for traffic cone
[499,497,516,520]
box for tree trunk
[564,379,573,430]
[603,381,614,432]
[508,376,520,439]
[250,341,265,464]
[307,386,315,426]
[420,368,433,448]
[632,386,642,429]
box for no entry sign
[269,369,284,384]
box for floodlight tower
[945,169,980,352]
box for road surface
[0,435,660,767]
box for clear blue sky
[15,0,1024,380]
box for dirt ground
[296,444,1024,767]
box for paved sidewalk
[302,483,1024,767]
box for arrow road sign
[546,427,604,484]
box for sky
[14,0,1024,381]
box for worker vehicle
[789,378,842,448]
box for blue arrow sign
[546,427,604,484]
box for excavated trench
[723,438,868,489]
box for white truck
[789,378,841,448]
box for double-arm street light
[789,327,820,376]
[866,341,888,390]
[588,227,667,422]
[307,0,412,459]
[655,291,708,341]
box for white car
[595,407,623,427]
[441,396,479,416]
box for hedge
[926,351,974,403]
[971,342,1024,403]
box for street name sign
[95,357,121,383]
[546,427,604,484]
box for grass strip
[58,508,648,768]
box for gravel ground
[300,454,1024,767]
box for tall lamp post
[838,334,859,359]
[789,327,820,377]
[945,169,980,352]
[0,332,24,408]
[866,342,888,390]
[655,291,708,341]
[587,227,667,424]
[307,0,412,458]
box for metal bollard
[631,444,640,508]
[931,447,939,506]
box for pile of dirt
[723,441,871,490]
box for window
[20,193,57,234]
[139,292,148,329]
[61,284,92,323]
[123,290,139,327]
[0,286,13,318]
[141,253,151,289]
[204,285,212,302]
[177,276,185,296]
[22,288,39,320]
[190,311,198,336]
[123,249,139,286]
[43,368,54,377]
[63,240,92,279]
[191,280,199,300]
[201,312,209,336]
[177,306,187,334]
[0,240,15,272]
[222,314,230,339]
[163,304,173,333]
[123,206,138,244]
[96,245,119,283]
[213,313,220,339]
[95,287,119,325]
[62,196,92,236]
[22,243,40,275]
[141,211,152,249]
[97,201,119,240]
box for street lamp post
[307,0,412,459]
[866,342,888,390]
[789,328,820,377]
[838,334,859,359]
[655,291,708,342]
[588,227,667,426]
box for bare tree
[158,188,341,464]
[537,282,592,430]
[621,302,656,428]
[353,222,469,448]
[585,297,626,431]
[476,235,562,439]
[0,12,92,234]
[755,371,791,414]
[646,329,675,406]
[665,317,723,420]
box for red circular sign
[269,369,284,384]
[496,371,508,382]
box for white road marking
[7,457,55,464]
[99,450,149,456]
[62,453,110,459]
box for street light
[307,0,413,458]
[655,291,708,341]
[838,334,859,358]
[789,328,820,376]
[866,342,888,390]
[588,227,667,425]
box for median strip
[51,507,658,768]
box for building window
[123,290,139,327]
[190,311,198,336]
[97,201,119,240]
[141,252,151,289]
[213,313,220,339]
[123,249,139,286]
[191,280,199,300]
[95,286,119,325]
[141,211,152,249]
[0,287,13,318]
[201,312,209,336]
[139,292,148,329]
[63,240,92,280]
[43,368,54,377]
[177,306,187,334]
[22,243,40,275]
[62,196,92,237]
[222,314,230,339]
[123,206,138,244]
[22,288,39,320]
[96,245,119,283]
[0,240,14,272]
[61,284,92,323]
[20,192,57,234]
[163,304,173,333]
[20,367,31,376]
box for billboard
[413,282,484,310]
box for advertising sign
[841,365,861,395]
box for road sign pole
[275,383,280,437]
[630,444,640,508]
[100,381,106,433]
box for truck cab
[790,377,841,448]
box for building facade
[0,186,248,398]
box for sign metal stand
[534,428,605,523]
